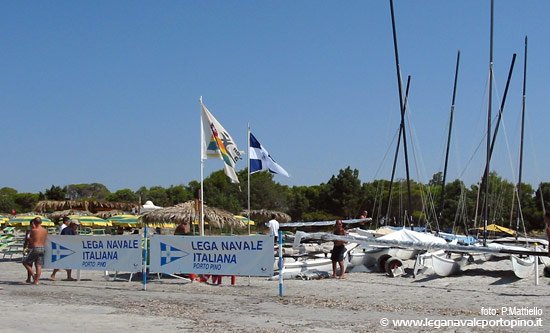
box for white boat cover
[378,229,447,245]
[280,218,371,228]
[294,231,549,257]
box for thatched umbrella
[93,210,131,219]
[140,201,245,229]
[47,209,91,222]
[239,209,292,224]
[34,200,139,214]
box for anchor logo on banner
[160,242,189,266]
[51,241,76,262]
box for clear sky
[2,1,549,194]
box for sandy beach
[1,255,548,332]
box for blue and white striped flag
[249,133,289,177]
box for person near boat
[266,214,279,242]
[331,219,347,279]
[22,217,47,285]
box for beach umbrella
[34,200,139,214]
[234,215,255,226]
[239,209,291,224]
[94,210,132,219]
[6,215,55,227]
[47,209,91,221]
[140,201,245,229]
[68,215,112,227]
[108,215,141,228]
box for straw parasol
[47,209,91,222]
[94,210,132,219]
[140,201,245,229]
[34,200,139,214]
[239,209,291,224]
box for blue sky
[2,1,549,194]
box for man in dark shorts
[331,219,347,279]
[22,217,47,285]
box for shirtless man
[22,217,47,285]
[174,220,191,235]
[331,219,347,279]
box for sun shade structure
[34,200,139,214]
[107,215,141,228]
[475,224,516,236]
[239,209,291,224]
[6,215,55,227]
[234,215,255,226]
[94,210,132,219]
[68,215,112,227]
[47,209,91,221]
[141,201,245,229]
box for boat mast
[389,0,413,229]
[489,54,517,157]
[386,75,411,223]
[516,36,527,230]
[477,53,516,231]
[439,50,461,223]
[483,0,494,246]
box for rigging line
[524,113,546,214]
[374,121,401,180]
[509,189,516,229]
[457,66,493,180]
[451,183,466,233]
[404,106,440,230]
[355,127,400,220]
[372,181,385,227]
[457,108,511,181]
[407,111,438,229]
[357,110,401,222]
[498,113,530,235]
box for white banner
[44,235,142,272]
[150,235,274,276]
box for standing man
[51,220,79,281]
[266,214,279,243]
[22,217,47,285]
[50,216,71,280]
[58,216,70,234]
[331,219,347,279]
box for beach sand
[1,256,548,332]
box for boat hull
[510,255,535,279]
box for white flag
[249,132,289,177]
[201,102,242,183]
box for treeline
[1,167,549,232]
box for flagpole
[200,96,205,236]
[247,123,251,235]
